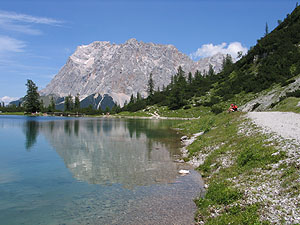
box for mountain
[40,38,226,107]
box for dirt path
[243,111,300,224]
[247,111,300,143]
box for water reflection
[23,120,39,151]
[27,118,183,188]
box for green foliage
[147,73,154,96]
[286,89,300,97]
[281,79,295,87]
[118,7,300,120]
[271,97,300,113]
[0,104,24,113]
[74,94,80,111]
[122,92,147,112]
[205,204,265,225]
[24,79,40,113]
[280,163,300,195]
[237,145,285,170]
[48,96,56,112]
[64,95,73,112]
[212,6,300,102]
[211,105,223,114]
[205,181,242,205]
[265,22,269,36]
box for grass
[116,105,211,119]
[204,204,268,225]
[271,97,300,113]
[116,111,151,117]
[175,111,289,224]
[0,112,25,115]
[280,163,300,196]
[155,105,210,118]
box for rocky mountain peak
[40,39,227,107]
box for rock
[174,159,185,163]
[240,75,300,112]
[178,169,190,175]
[181,136,188,141]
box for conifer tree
[265,22,269,36]
[24,79,40,113]
[147,73,154,96]
[188,72,193,85]
[208,64,215,76]
[50,96,55,112]
[136,92,142,101]
[129,94,135,104]
[64,95,73,112]
[74,94,80,111]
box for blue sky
[0,0,298,103]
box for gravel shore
[247,112,300,144]
[241,111,300,224]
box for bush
[183,105,191,110]
[281,79,295,87]
[211,105,223,114]
[286,89,300,97]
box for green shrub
[211,105,223,114]
[286,89,300,97]
[205,204,265,225]
[281,79,295,87]
[237,145,285,169]
[183,105,191,110]
[205,181,242,205]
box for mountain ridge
[40,38,227,107]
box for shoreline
[177,111,300,224]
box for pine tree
[136,92,142,101]
[50,96,55,112]
[64,95,73,112]
[147,73,154,96]
[24,79,40,113]
[40,99,44,112]
[188,72,193,85]
[74,94,80,111]
[168,66,187,109]
[265,22,269,36]
[208,64,215,76]
[129,94,135,104]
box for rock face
[240,75,300,112]
[40,38,225,107]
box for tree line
[13,80,117,115]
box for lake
[0,115,204,225]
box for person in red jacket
[228,104,238,112]
[232,104,238,111]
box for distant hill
[214,5,300,100]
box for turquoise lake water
[0,115,203,225]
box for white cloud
[0,35,26,53]
[0,96,19,105]
[0,10,62,35]
[191,42,248,60]
[0,10,61,25]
